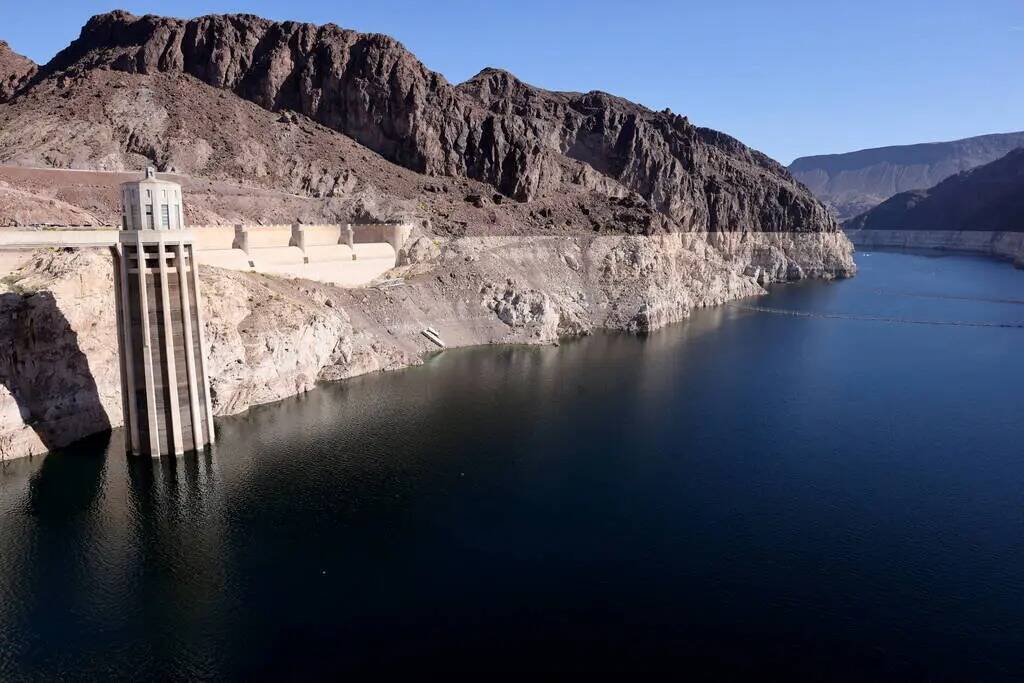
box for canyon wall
[790,131,1024,221]
[3,11,839,240]
[845,149,1024,236]
[0,41,36,102]
[0,230,853,460]
[845,229,1024,268]
[0,11,858,461]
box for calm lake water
[2,250,1023,679]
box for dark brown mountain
[790,131,1024,221]
[845,148,1024,232]
[0,40,36,101]
[0,10,837,237]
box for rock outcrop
[0,10,858,460]
[845,228,1024,268]
[0,41,35,102]
[9,10,838,239]
[842,149,1024,268]
[845,148,1024,233]
[0,250,119,460]
[790,131,1024,221]
[0,179,103,226]
[0,229,854,460]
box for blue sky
[2,0,1022,164]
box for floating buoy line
[870,289,1024,306]
[726,303,1024,329]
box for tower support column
[135,232,161,456]
[157,236,184,455]
[114,243,141,455]
[176,242,206,450]
[189,243,216,440]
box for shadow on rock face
[0,290,111,453]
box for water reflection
[28,431,109,518]
[1,251,1023,678]
[124,450,230,678]
[125,447,219,517]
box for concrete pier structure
[113,168,214,456]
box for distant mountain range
[845,148,1024,232]
[789,132,1024,221]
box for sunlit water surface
[2,250,1023,678]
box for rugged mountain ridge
[0,41,36,101]
[844,149,1024,267]
[9,10,837,237]
[846,148,1024,232]
[0,11,856,460]
[790,131,1024,221]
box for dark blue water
[2,250,1023,679]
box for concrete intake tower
[114,168,215,456]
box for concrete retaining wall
[190,225,235,250]
[351,222,413,253]
[188,222,409,285]
[294,224,343,248]
[304,245,355,263]
[196,249,252,270]
[0,222,414,287]
[0,229,119,249]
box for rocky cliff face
[0,228,853,460]
[0,11,857,460]
[0,41,36,102]
[790,131,1024,221]
[21,10,837,237]
[845,148,1024,233]
[0,251,119,460]
[845,229,1024,268]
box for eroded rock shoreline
[0,10,860,463]
[845,229,1024,268]
[0,230,854,461]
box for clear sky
[2,0,1022,164]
